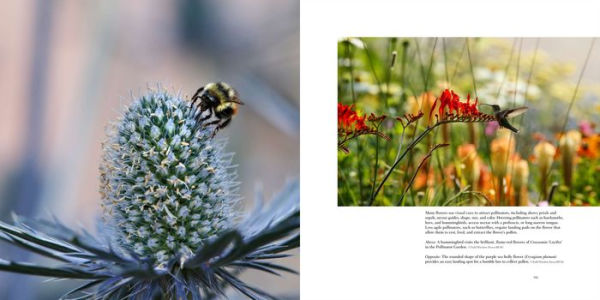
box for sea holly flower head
[0,87,299,299]
[100,90,241,265]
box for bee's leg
[199,109,213,122]
[203,119,221,126]
[190,87,204,106]
[210,118,231,138]
[195,106,213,123]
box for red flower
[338,103,369,133]
[429,89,491,123]
[338,103,389,153]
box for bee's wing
[505,107,528,119]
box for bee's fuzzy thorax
[99,90,239,265]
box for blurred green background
[0,0,298,298]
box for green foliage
[552,158,600,206]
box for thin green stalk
[393,126,407,204]
[497,176,505,206]
[361,39,386,202]
[547,182,559,202]
[504,37,523,206]
[442,38,449,84]
[423,38,438,92]
[401,39,437,187]
[494,38,517,99]
[373,121,447,201]
[362,39,383,95]
[394,127,407,163]
[399,40,409,105]
[513,38,540,156]
[399,143,449,206]
[384,38,397,109]
[338,164,357,205]
[343,41,363,200]
[540,38,595,202]
[369,124,383,205]
[465,38,478,97]
[480,38,517,202]
[414,38,427,88]
[383,39,397,161]
[450,39,467,86]
[344,41,357,105]
[433,127,448,200]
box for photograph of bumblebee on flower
[338,37,600,207]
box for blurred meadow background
[338,37,599,207]
[0,0,298,298]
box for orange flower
[413,168,435,191]
[532,141,556,200]
[490,132,515,178]
[457,144,480,189]
[578,134,600,159]
[478,165,495,203]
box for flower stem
[497,176,505,206]
[370,125,382,203]
[398,143,449,206]
[372,122,445,202]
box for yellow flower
[512,159,529,191]
[533,141,556,172]
[512,159,529,206]
[490,131,515,178]
[559,130,582,152]
[532,141,556,199]
[559,130,582,187]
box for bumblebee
[190,82,244,137]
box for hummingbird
[480,104,528,133]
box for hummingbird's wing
[504,107,528,119]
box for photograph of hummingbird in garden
[480,104,528,133]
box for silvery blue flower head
[0,87,299,299]
[99,90,238,265]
